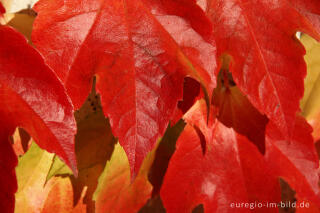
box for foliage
[0,0,320,212]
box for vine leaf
[212,69,268,153]
[300,34,320,141]
[46,83,116,212]
[15,143,86,212]
[203,0,320,139]
[265,116,320,205]
[160,100,280,212]
[93,143,155,213]
[0,23,77,211]
[32,0,216,178]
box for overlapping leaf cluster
[1,0,320,212]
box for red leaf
[0,26,77,212]
[308,111,320,141]
[265,117,320,205]
[18,128,31,153]
[290,0,320,39]
[32,0,216,177]
[160,100,280,212]
[148,120,186,196]
[212,70,268,153]
[0,126,16,213]
[94,143,153,213]
[0,26,77,173]
[178,77,201,114]
[171,77,202,124]
[0,2,4,15]
[203,0,320,139]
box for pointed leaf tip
[32,0,216,177]
[203,0,320,139]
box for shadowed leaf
[94,142,155,213]
[46,83,116,212]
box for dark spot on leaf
[192,204,204,213]
[194,125,206,155]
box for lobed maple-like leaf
[32,0,216,177]
[160,100,280,212]
[201,0,320,139]
[0,24,77,212]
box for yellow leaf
[93,142,156,213]
[300,34,320,140]
[41,177,86,213]
[15,142,54,213]
[46,80,116,212]
[15,142,87,212]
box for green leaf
[15,142,54,212]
